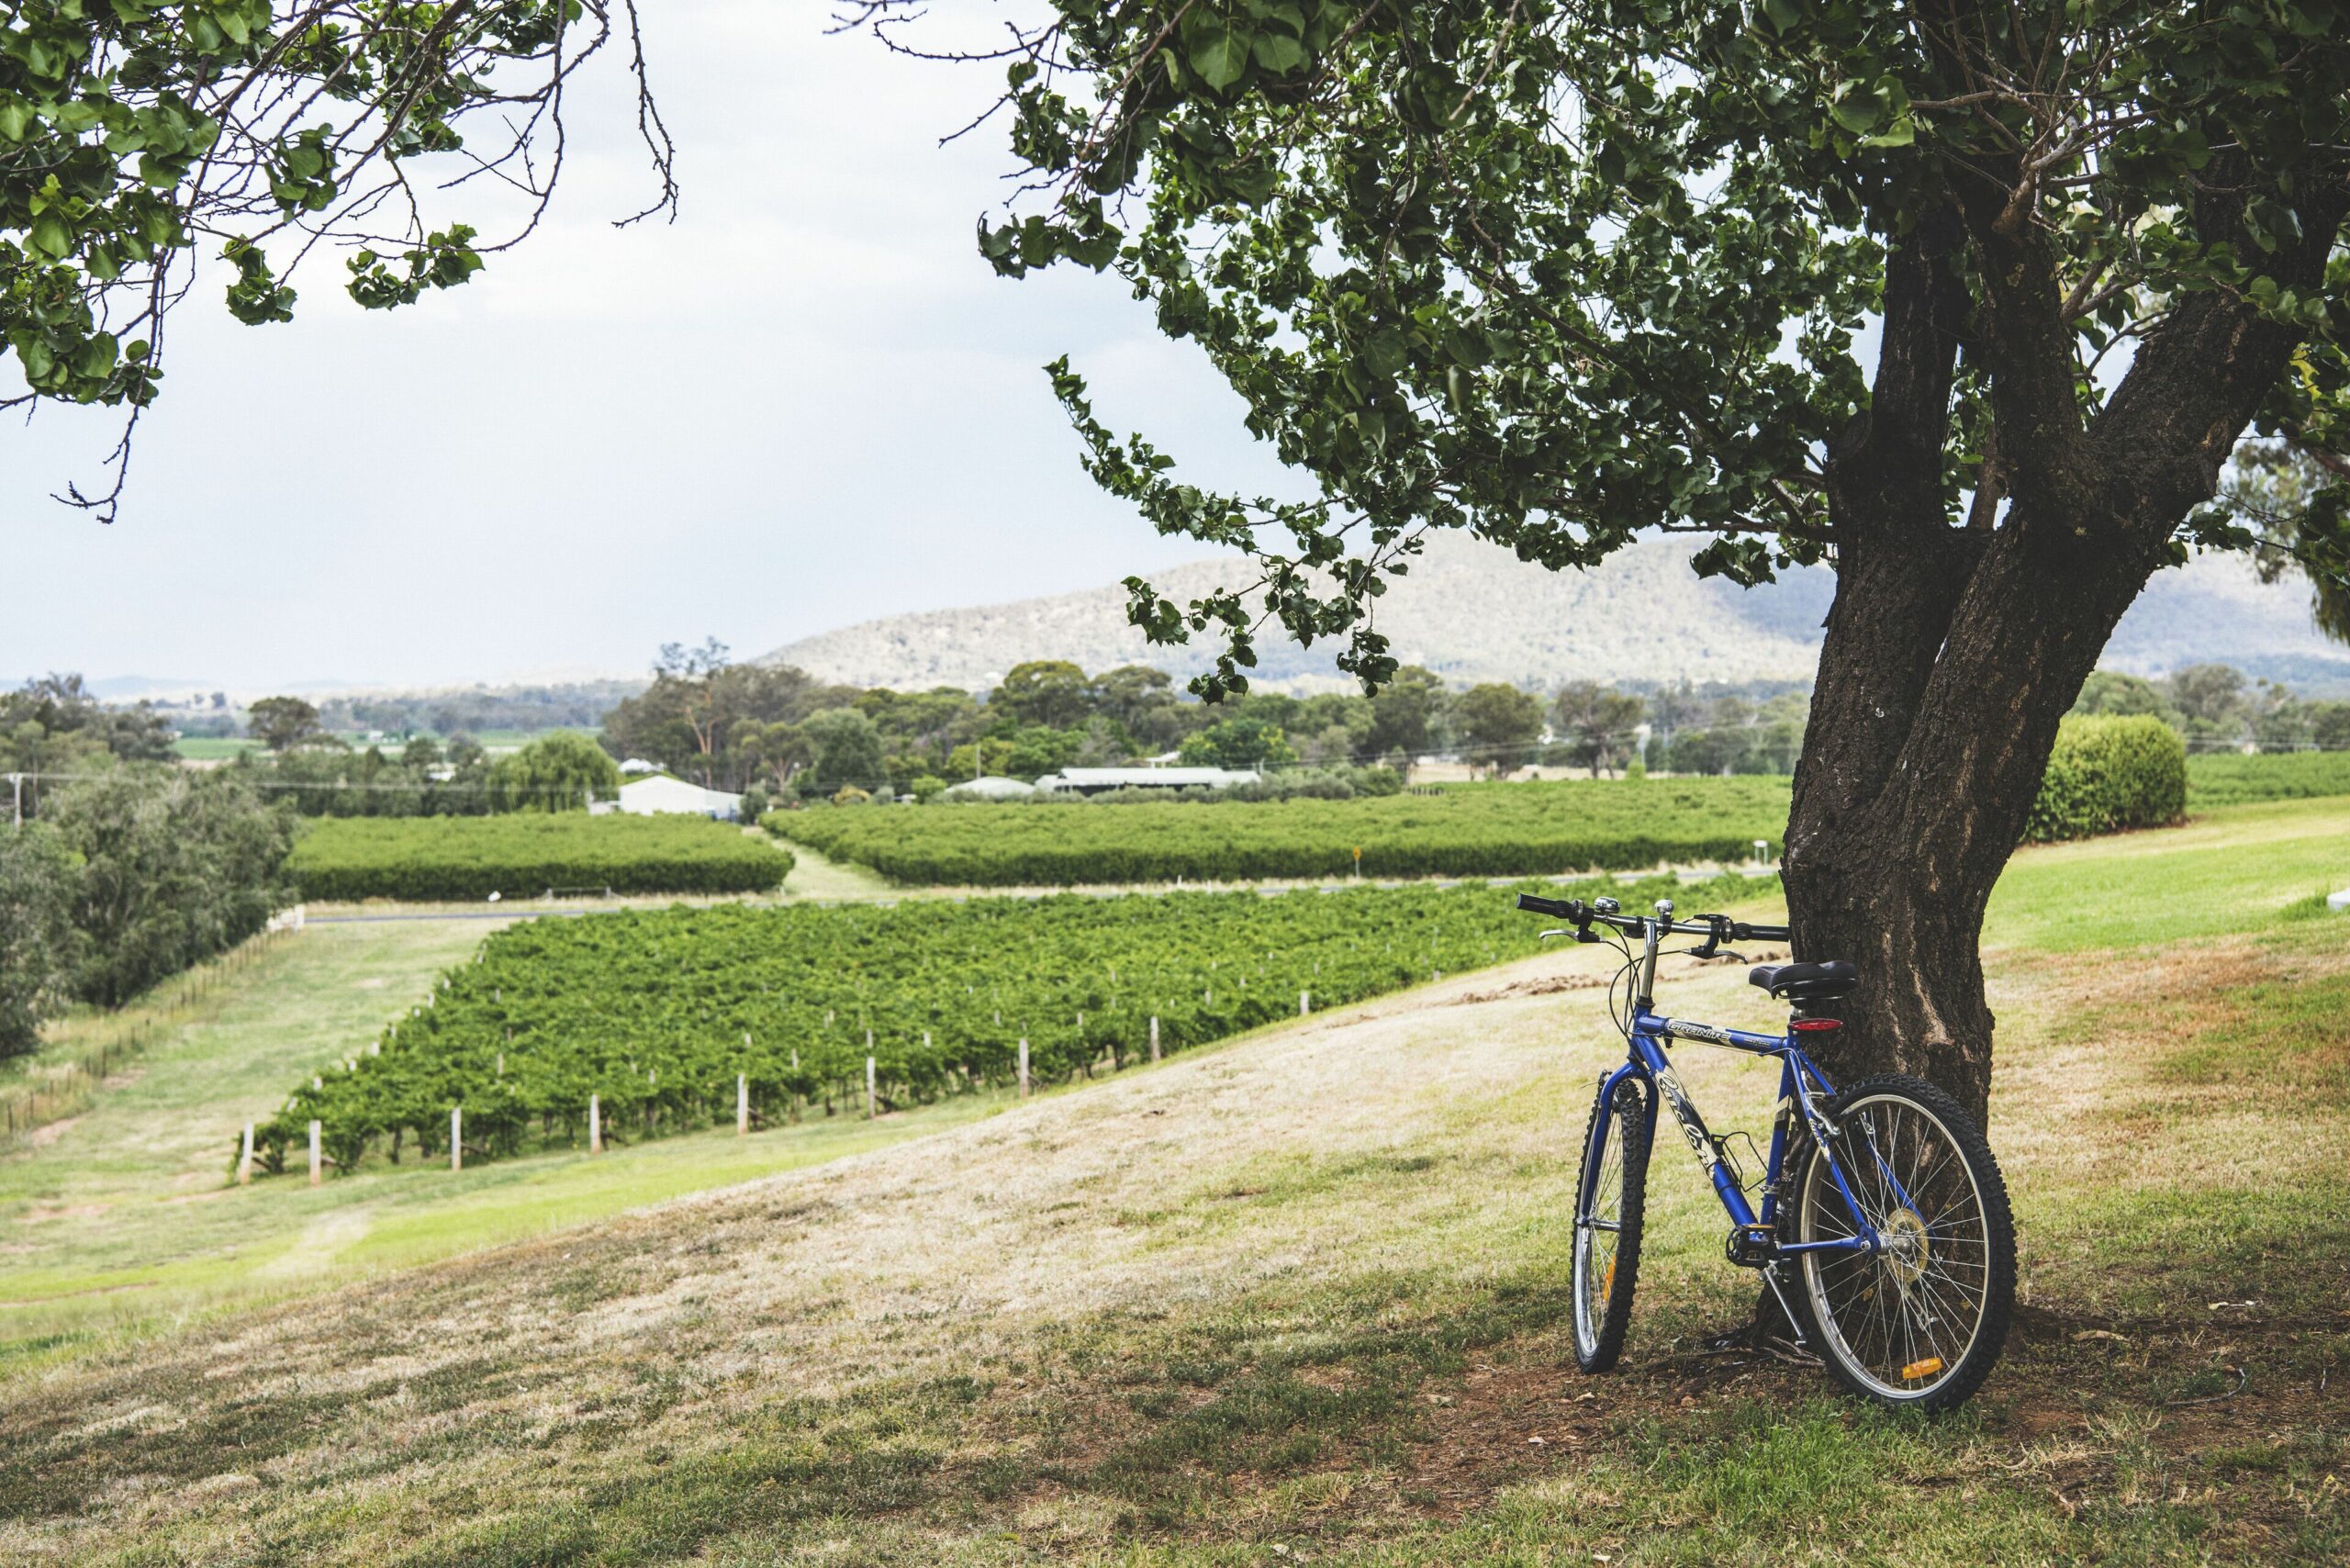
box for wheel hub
[1882,1207,1930,1284]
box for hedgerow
[2185,749,2350,807]
[247,870,1762,1174]
[2024,716,2187,843]
[765,778,1795,886]
[285,815,793,902]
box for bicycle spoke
[1801,1093,1998,1397]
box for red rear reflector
[1791,1019,1841,1032]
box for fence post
[451,1106,462,1172]
[1018,1037,1031,1100]
[1150,1015,1160,1062]
[1300,990,1311,1016]
[738,1073,749,1136]
[308,1120,322,1187]
[589,1092,602,1154]
[240,1123,254,1186]
[866,1056,877,1120]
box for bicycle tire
[1571,1075,1651,1372]
[1787,1073,2016,1413]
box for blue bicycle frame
[1576,906,1924,1289]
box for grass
[170,735,262,760]
[0,800,2344,1562]
[2186,749,2350,806]
[0,918,1016,1355]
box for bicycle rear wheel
[1790,1073,2015,1412]
[1571,1075,1650,1372]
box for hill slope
[6,801,2346,1562]
[760,533,2350,694]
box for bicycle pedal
[1723,1224,1776,1267]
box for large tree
[878,0,2350,1122]
[2,0,669,513]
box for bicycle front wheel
[1791,1074,2016,1413]
[1571,1076,1650,1372]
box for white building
[589,774,744,821]
[942,775,1036,801]
[1032,766,1259,796]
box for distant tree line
[1,676,176,816]
[0,768,294,1058]
[590,643,1832,799]
[2070,665,2350,754]
[595,644,1483,802]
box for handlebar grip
[1730,921,1792,942]
[1516,893,1575,918]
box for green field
[169,735,262,760]
[285,812,794,902]
[767,777,1796,886]
[768,752,2350,890]
[2184,748,2350,805]
[254,870,1756,1177]
[0,799,2344,1562]
[0,919,1014,1352]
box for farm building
[942,775,1035,801]
[1032,766,1259,796]
[589,774,744,820]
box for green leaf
[1190,25,1254,90]
[28,215,71,258]
[1251,33,1306,73]
[1828,81,1885,135]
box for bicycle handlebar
[1515,892,1790,946]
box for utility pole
[7,772,20,832]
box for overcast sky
[3,4,1278,694]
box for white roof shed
[595,774,744,820]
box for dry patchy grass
[0,902,2344,1563]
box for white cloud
[3,3,1276,690]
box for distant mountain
[760,533,2350,696]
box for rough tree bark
[1775,171,2350,1133]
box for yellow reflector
[1603,1258,1617,1297]
[1900,1356,1944,1381]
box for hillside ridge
[760,533,2350,694]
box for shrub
[285,814,793,902]
[2024,716,2187,843]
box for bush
[2024,716,2187,843]
[285,814,794,902]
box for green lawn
[0,800,2343,1562]
[1987,796,2350,951]
[0,918,1016,1357]
[170,735,262,760]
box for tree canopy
[889,0,2350,694]
[1,0,669,512]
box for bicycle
[1516,891,2016,1412]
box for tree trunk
[1783,507,2168,1127]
